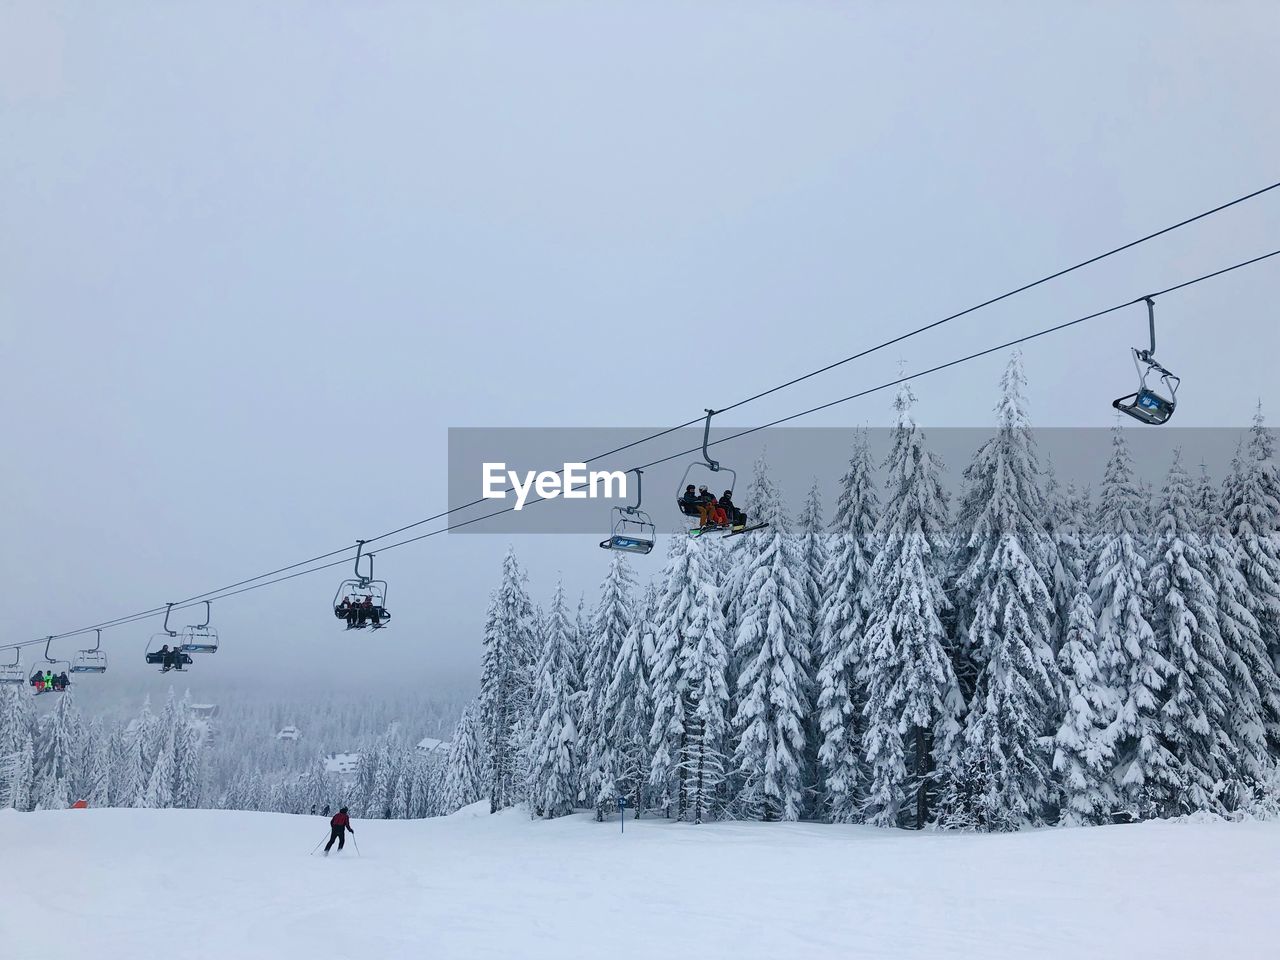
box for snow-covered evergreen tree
[946,354,1061,830]
[35,691,84,810]
[860,384,961,829]
[1198,468,1277,793]
[1223,409,1280,747]
[602,581,657,816]
[142,727,177,809]
[527,581,581,818]
[815,429,880,822]
[580,552,635,818]
[731,455,811,821]
[1091,427,1175,818]
[442,700,490,812]
[480,546,536,813]
[649,535,731,823]
[1052,587,1113,824]
[1148,450,1234,814]
[1046,474,1091,646]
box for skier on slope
[324,807,355,855]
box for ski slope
[1,806,1275,960]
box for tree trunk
[914,725,930,830]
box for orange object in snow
[70,799,88,809]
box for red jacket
[330,812,351,830]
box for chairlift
[333,541,391,630]
[30,637,72,694]
[178,601,219,654]
[600,468,656,555]
[145,603,193,672]
[1112,297,1180,425]
[70,629,108,674]
[0,648,23,686]
[675,409,768,539]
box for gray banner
[446,426,1254,535]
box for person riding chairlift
[719,490,746,528]
[697,486,728,529]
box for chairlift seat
[70,650,108,674]
[144,649,193,670]
[1112,388,1176,426]
[179,627,220,654]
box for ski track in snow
[0,806,1275,960]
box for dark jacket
[330,812,353,832]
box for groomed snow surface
[2,807,1275,960]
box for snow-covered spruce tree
[174,698,205,809]
[580,552,635,819]
[87,722,112,808]
[649,535,731,823]
[795,477,828,815]
[797,478,828,654]
[442,700,491,812]
[944,353,1061,830]
[860,384,962,829]
[527,580,581,819]
[815,429,880,823]
[949,353,1053,698]
[603,581,658,817]
[35,690,84,809]
[1148,449,1234,815]
[1091,427,1175,819]
[1198,468,1276,793]
[731,455,811,821]
[0,683,36,753]
[1045,473,1091,646]
[142,726,177,809]
[1223,409,1280,742]
[1052,587,1114,824]
[480,546,536,813]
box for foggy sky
[2,1,1278,694]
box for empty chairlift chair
[178,601,220,654]
[70,629,108,675]
[599,468,656,555]
[0,648,24,686]
[1112,297,1180,425]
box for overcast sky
[2,1,1277,695]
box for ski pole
[350,835,361,858]
[309,833,327,856]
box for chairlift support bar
[353,540,376,587]
[1141,296,1157,359]
[622,468,644,515]
[700,409,720,472]
[194,601,211,630]
[161,602,177,638]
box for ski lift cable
[5,227,1279,651]
[180,178,1280,565]
[714,180,1280,416]
[339,177,1280,547]
[348,246,1280,558]
[30,240,1260,643]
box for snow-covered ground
[1,806,1275,960]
